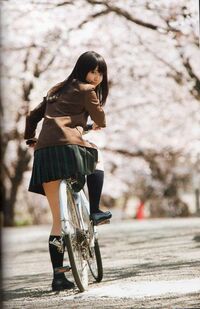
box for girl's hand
[29,143,36,148]
[92,123,101,131]
[26,138,37,148]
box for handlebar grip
[85,124,93,131]
[26,139,37,145]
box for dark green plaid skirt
[29,145,98,195]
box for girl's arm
[84,90,106,128]
[24,97,47,139]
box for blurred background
[1,0,200,226]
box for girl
[24,51,112,291]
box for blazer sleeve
[84,90,106,127]
[24,97,47,139]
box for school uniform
[24,79,106,195]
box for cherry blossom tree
[1,0,199,225]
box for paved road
[2,217,200,308]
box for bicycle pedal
[54,265,71,274]
[98,219,110,225]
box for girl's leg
[87,170,104,214]
[86,150,112,224]
[87,170,112,224]
[43,180,74,290]
[43,180,61,235]
[87,149,104,214]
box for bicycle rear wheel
[59,181,88,292]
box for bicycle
[27,125,109,292]
[56,177,107,292]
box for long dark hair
[48,51,109,105]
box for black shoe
[90,210,112,225]
[52,276,75,291]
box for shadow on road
[102,259,200,284]
[193,234,200,249]
[3,272,78,302]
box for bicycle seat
[66,174,85,192]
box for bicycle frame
[58,178,103,291]
[59,179,92,235]
[59,180,70,235]
[79,187,98,239]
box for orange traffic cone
[136,202,145,220]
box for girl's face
[86,66,103,87]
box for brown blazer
[24,79,106,151]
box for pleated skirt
[29,144,98,195]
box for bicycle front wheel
[79,191,103,282]
[88,236,103,282]
[59,181,88,292]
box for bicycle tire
[59,181,88,292]
[88,238,103,282]
[64,233,88,292]
[79,191,103,282]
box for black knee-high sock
[49,235,64,279]
[87,170,104,214]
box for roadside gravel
[2,217,200,308]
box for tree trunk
[3,144,31,226]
